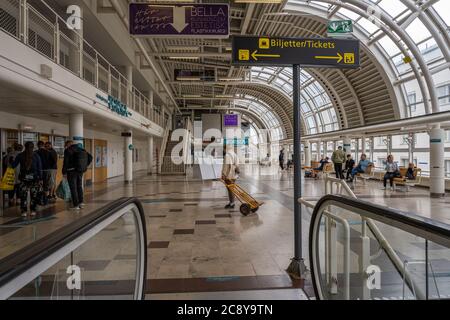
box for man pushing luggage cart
[221,146,263,216]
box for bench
[354,164,375,184]
[393,168,422,191]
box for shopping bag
[56,178,71,202]
[0,167,15,191]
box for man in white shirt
[222,146,239,209]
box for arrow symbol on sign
[171,6,188,33]
[330,22,338,32]
[251,50,280,61]
[315,52,343,63]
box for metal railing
[307,194,450,300]
[0,0,165,127]
[0,198,147,300]
[300,175,424,299]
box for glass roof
[234,96,285,141]
[251,66,339,135]
[286,0,450,122]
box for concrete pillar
[370,137,374,162]
[68,6,83,76]
[126,66,133,106]
[147,135,154,175]
[429,127,445,198]
[69,113,84,147]
[304,141,311,167]
[124,130,133,183]
[408,133,414,164]
[343,137,352,155]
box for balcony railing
[0,0,165,127]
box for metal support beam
[286,64,307,280]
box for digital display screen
[224,114,239,127]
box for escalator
[0,198,147,300]
[308,194,450,300]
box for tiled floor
[2,165,450,299]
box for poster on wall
[102,146,107,167]
[95,146,102,168]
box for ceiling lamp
[168,56,200,60]
[215,94,235,98]
[234,0,283,3]
[176,76,202,81]
[183,95,202,98]
[218,77,243,81]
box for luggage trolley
[221,179,263,216]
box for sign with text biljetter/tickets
[232,36,360,68]
[129,3,229,38]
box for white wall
[0,111,150,179]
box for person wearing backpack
[62,140,93,210]
[11,142,43,217]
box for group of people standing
[2,140,92,216]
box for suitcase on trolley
[221,179,263,216]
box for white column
[304,141,311,167]
[147,135,154,175]
[430,127,445,198]
[343,137,352,155]
[69,113,84,147]
[124,130,133,183]
[126,65,133,106]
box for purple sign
[129,3,229,38]
[224,114,239,127]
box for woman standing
[383,155,399,191]
[11,142,42,217]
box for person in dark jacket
[344,154,355,181]
[36,141,51,205]
[45,141,58,201]
[11,142,42,217]
[63,141,92,210]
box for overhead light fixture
[176,76,202,81]
[183,95,202,98]
[234,0,283,3]
[169,56,200,60]
[224,47,232,51]
[167,45,200,51]
[218,77,243,81]
[215,94,235,98]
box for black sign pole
[287,64,307,279]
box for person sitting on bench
[344,154,355,180]
[406,163,416,180]
[348,154,372,182]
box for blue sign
[96,94,132,117]
[129,3,229,38]
[224,137,249,146]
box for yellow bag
[0,167,15,191]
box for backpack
[73,148,93,173]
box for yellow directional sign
[232,36,360,68]
[315,53,343,63]
[251,50,281,61]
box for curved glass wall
[251,67,339,134]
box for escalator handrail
[311,194,450,246]
[0,197,147,298]
[309,194,450,300]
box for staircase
[161,131,186,175]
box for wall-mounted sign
[96,94,132,117]
[129,3,229,38]
[128,144,134,151]
[232,36,360,68]
[223,137,249,146]
[430,138,442,144]
[175,69,215,81]
[223,114,239,127]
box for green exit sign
[328,20,353,34]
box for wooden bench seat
[393,168,422,191]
